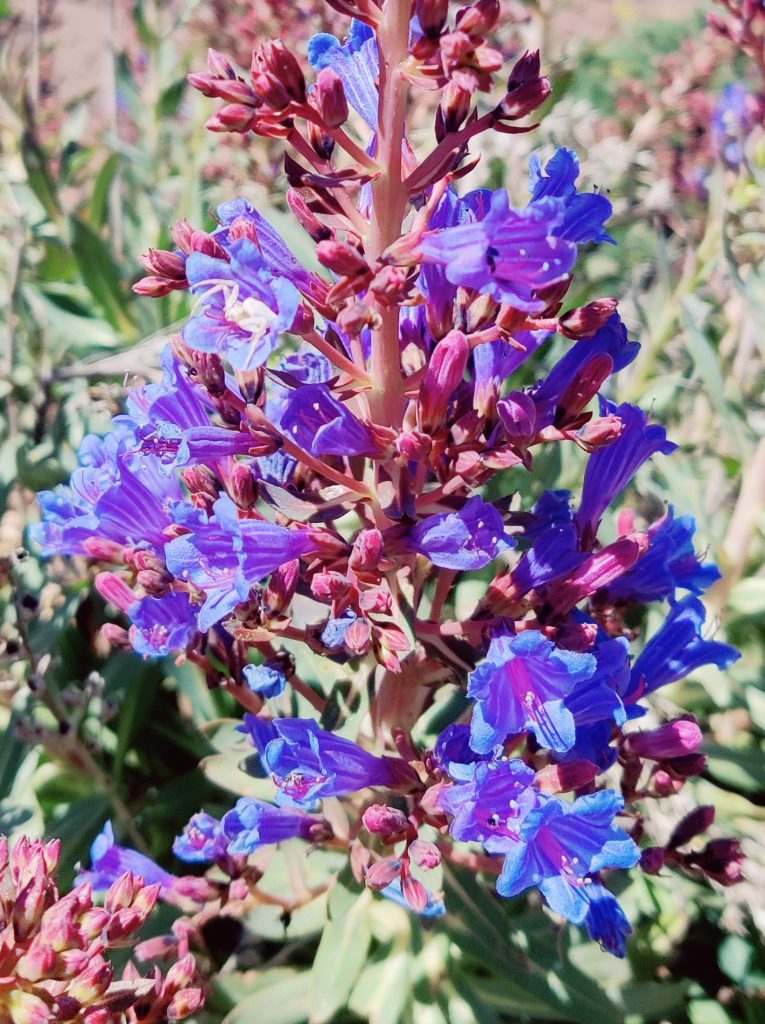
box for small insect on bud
[314,67,349,127]
[417,329,469,433]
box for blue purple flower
[173,812,228,863]
[221,797,322,854]
[77,821,177,894]
[409,496,514,570]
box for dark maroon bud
[417,329,469,432]
[365,858,402,890]
[363,804,410,840]
[668,805,715,850]
[259,41,306,103]
[416,0,449,38]
[497,50,551,120]
[625,718,703,762]
[314,67,349,127]
[691,839,745,886]
[189,230,227,259]
[664,753,707,778]
[497,391,537,441]
[555,353,614,425]
[559,298,618,339]
[207,48,237,79]
[264,559,300,616]
[640,847,666,875]
[316,239,370,277]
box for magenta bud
[498,50,551,120]
[365,858,402,890]
[81,537,124,560]
[497,391,537,441]
[417,329,469,432]
[164,953,198,995]
[95,572,135,614]
[140,248,186,280]
[362,804,410,840]
[626,718,703,761]
[559,298,618,339]
[408,839,441,870]
[639,847,666,875]
[395,430,432,461]
[133,275,180,298]
[668,805,715,849]
[416,0,449,36]
[251,70,292,112]
[690,839,745,886]
[401,876,429,914]
[456,0,500,34]
[534,759,598,794]
[316,239,369,277]
[314,67,349,127]
[68,959,113,1004]
[652,769,684,797]
[575,414,624,449]
[359,587,392,615]
[350,529,385,572]
[136,569,172,597]
[556,353,614,425]
[286,189,331,242]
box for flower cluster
[32,0,742,974]
[0,836,203,1024]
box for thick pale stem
[367,0,411,425]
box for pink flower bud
[417,329,469,432]
[652,769,684,797]
[626,718,703,761]
[556,353,614,425]
[105,871,139,912]
[12,863,48,941]
[314,67,349,127]
[395,430,432,462]
[345,617,372,655]
[497,391,537,441]
[140,248,187,280]
[213,104,257,131]
[359,587,392,615]
[101,624,132,650]
[311,572,351,601]
[574,414,625,449]
[350,529,385,572]
[362,804,410,840]
[408,840,441,870]
[228,462,258,510]
[401,876,429,913]
[181,465,219,502]
[316,239,370,277]
[639,847,666,875]
[264,559,300,616]
[207,48,236,79]
[286,189,331,242]
[6,990,51,1024]
[68,959,113,1004]
[15,940,57,982]
[365,858,402,890]
[166,988,206,1020]
[163,953,197,996]
[559,298,618,339]
[534,760,599,794]
[133,275,181,298]
[668,805,715,849]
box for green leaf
[21,128,62,224]
[309,883,373,1023]
[69,217,135,335]
[618,981,689,1020]
[222,968,311,1024]
[704,742,765,795]
[89,154,121,229]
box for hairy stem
[367,0,411,426]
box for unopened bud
[345,617,372,655]
[350,529,384,572]
[362,804,410,840]
[626,718,703,761]
[259,41,306,103]
[497,391,537,441]
[668,805,715,849]
[401,875,429,913]
[417,329,469,432]
[559,298,618,339]
[167,988,205,1020]
[95,573,136,614]
[311,571,351,601]
[534,760,598,794]
[141,248,186,280]
[498,50,551,120]
[417,0,449,37]
[316,239,370,277]
[207,48,236,79]
[214,103,257,131]
[314,67,349,127]
[133,275,179,298]
[68,960,113,1005]
[408,839,441,870]
[652,769,684,797]
[286,189,331,242]
[395,430,432,461]
[228,462,258,509]
[639,847,666,875]
[365,858,402,890]
[690,839,744,886]
[264,559,300,616]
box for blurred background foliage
[1,0,764,1021]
